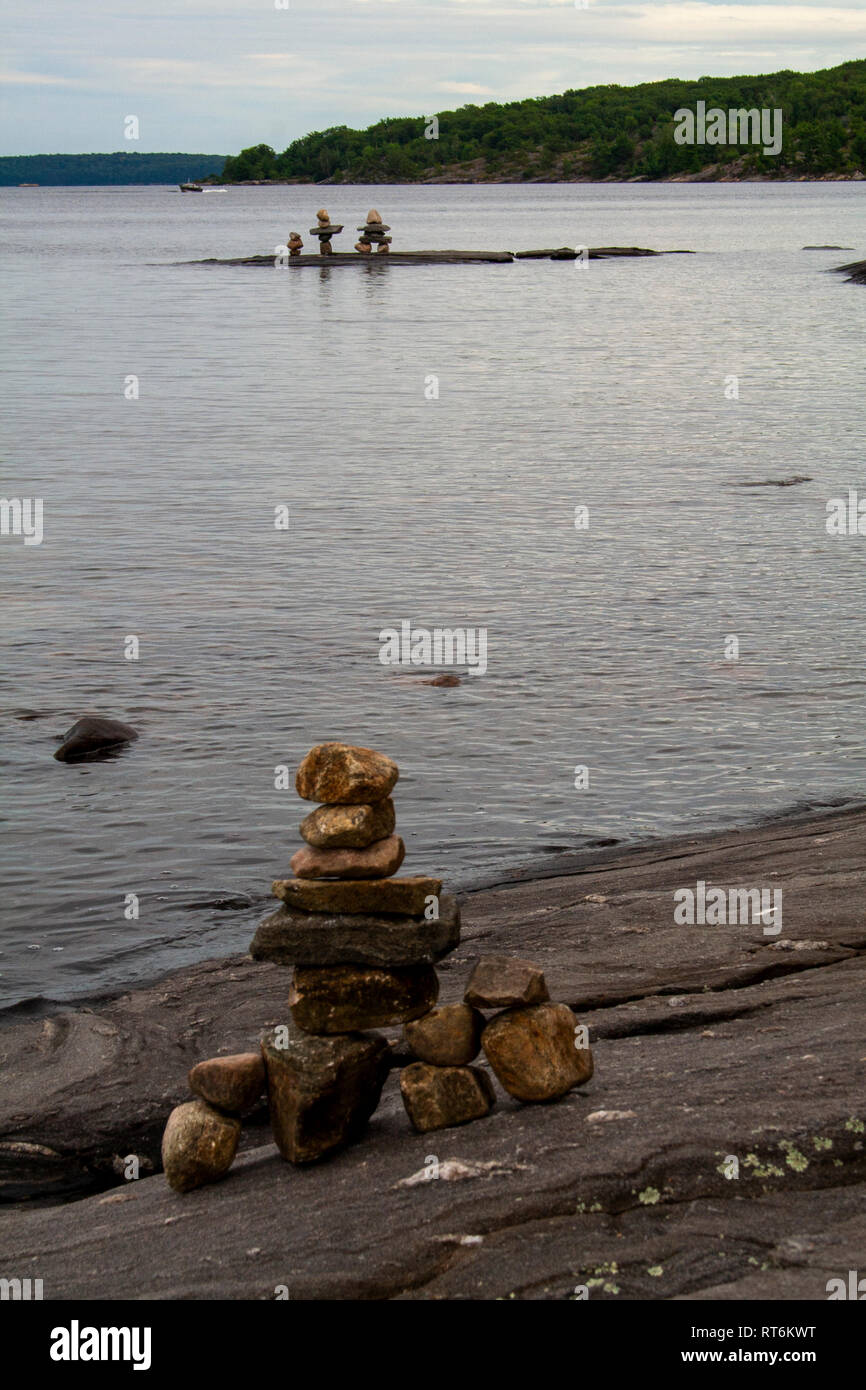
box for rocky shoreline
[1,802,864,1299]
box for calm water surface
[1,182,864,1010]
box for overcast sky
[2,0,864,156]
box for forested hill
[0,153,226,186]
[222,60,866,184]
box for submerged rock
[54,715,139,761]
[295,742,398,804]
[161,1099,240,1193]
[290,834,405,881]
[482,1002,593,1102]
[400,1062,495,1132]
[299,798,396,850]
[289,964,438,1033]
[261,1022,389,1163]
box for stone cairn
[161,741,594,1192]
[355,209,392,255]
[309,207,343,255]
[287,230,304,256]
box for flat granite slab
[181,247,692,268]
[1,804,865,1299]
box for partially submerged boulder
[54,715,138,761]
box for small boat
[179,181,203,192]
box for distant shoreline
[213,171,864,187]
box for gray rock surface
[1,806,865,1298]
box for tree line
[0,153,226,186]
[220,61,866,184]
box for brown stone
[250,893,461,967]
[161,1100,240,1193]
[261,1023,389,1163]
[367,209,382,223]
[272,875,440,917]
[316,208,329,223]
[377,244,390,253]
[319,240,332,255]
[188,1053,265,1114]
[400,1063,495,1133]
[464,955,550,1009]
[295,742,398,805]
[404,1003,484,1066]
[482,1002,593,1102]
[290,834,405,881]
[355,241,372,254]
[300,798,395,850]
[289,964,438,1033]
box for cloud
[0,68,91,88]
[436,80,496,93]
[2,1,863,154]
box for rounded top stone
[367,208,383,223]
[295,741,399,804]
[316,208,330,222]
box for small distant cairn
[355,209,392,254]
[161,742,594,1192]
[287,230,304,257]
[309,207,343,255]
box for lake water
[1,181,864,1013]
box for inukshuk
[355,209,392,254]
[161,742,594,1192]
[310,207,343,255]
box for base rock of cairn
[160,741,595,1189]
[262,1022,390,1163]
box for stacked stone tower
[161,743,593,1193]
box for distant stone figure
[310,210,343,254]
[355,211,392,254]
[288,231,304,256]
